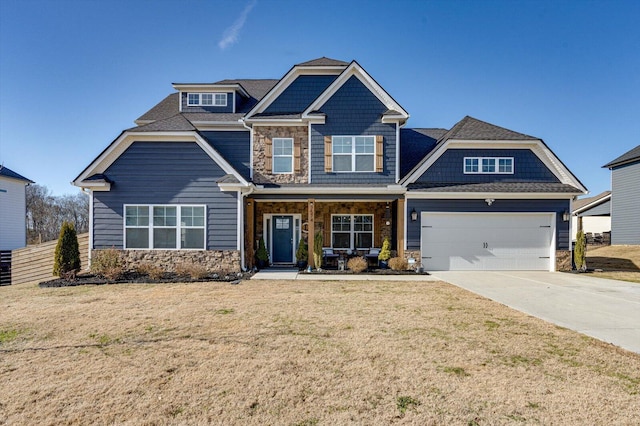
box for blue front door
[272,215,293,263]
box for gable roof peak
[295,57,349,67]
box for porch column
[308,199,315,268]
[396,198,405,258]
[577,215,583,233]
[246,197,255,268]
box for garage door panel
[421,212,554,271]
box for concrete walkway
[431,271,640,354]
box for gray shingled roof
[182,112,246,123]
[573,191,611,212]
[136,93,179,123]
[217,174,241,184]
[295,57,349,67]
[128,114,195,132]
[407,182,582,193]
[603,144,640,168]
[442,116,538,141]
[0,166,33,183]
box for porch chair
[323,248,339,268]
[365,248,380,269]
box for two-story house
[603,145,640,245]
[73,57,587,272]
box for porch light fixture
[485,198,495,206]
[563,210,570,222]
[410,208,418,222]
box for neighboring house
[603,145,640,245]
[74,57,587,272]
[0,166,33,251]
[571,191,611,241]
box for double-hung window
[464,157,513,174]
[331,214,374,249]
[332,136,375,172]
[125,205,206,249]
[272,138,293,174]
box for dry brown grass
[1,279,639,425]
[587,245,640,283]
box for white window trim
[330,214,374,250]
[272,137,294,175]
[463,157,514,174]
[332,135,375,173]
[186,93,227,107]
[123,204,207,250]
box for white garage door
[421,212,554,271]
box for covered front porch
[244,197,406,269]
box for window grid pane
[201,94,213,105]
[125,205,205,250]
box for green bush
[574,230,587,271]
[296,237,308,262]
[256,237,269,263]
[378,237,391,261]
[53,221,81,277]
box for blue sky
[1,0,638,197]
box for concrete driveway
[431,271,640,354]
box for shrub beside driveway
[1,279,639,424]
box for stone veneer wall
[93,250,241,273]
[253,126,309,184]
[254,201,394,249]
[555,250,572,272]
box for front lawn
[586,245,640,283]
[1,279,638,424]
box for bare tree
[26,184,89,244]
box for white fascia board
[401,138,587,193]
[302,61,409,120]
[73,131,249,187]
[245,66,344,119]
[191,122,247,131]
[573,193,612,214]
[404,191,580,200]
[78,182,111,191]
[243,119,307,126]
[253,185,406,196]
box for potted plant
[255,237,269,269]
[378,236,391,269]
[296,237,308,270]
[313,231,323,271]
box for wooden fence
[11,233,89,285]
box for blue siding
[181,92,234,113]
[264,75,338,114]
[406,199,570,250]
[611,162,640,244]
[200,131,250,180]
[416,149,559,183]
[93,142,238,250]
[310,75,396,184]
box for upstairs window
[272,138,293,174]
[332,136,375,172]
[464,157,513,174]
[187,93,227,106]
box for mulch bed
[39,271,255,288]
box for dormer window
[464,157,514,174]
[187,93,227,107]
